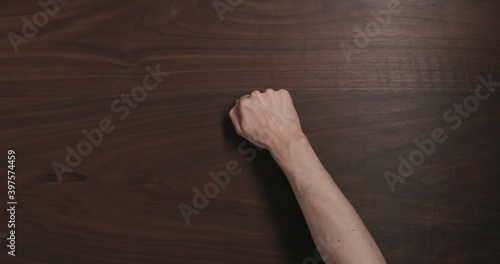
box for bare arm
[229,89,386,264]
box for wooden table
[1,0,499,263]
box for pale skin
[229,89,386,264]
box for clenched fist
[229,89,304,154]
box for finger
[229,107,242,135]
[251,90,261,97]
[265,88,275,93]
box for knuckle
[251,90,261,96]
[278,89,289,95]
[239,98,250,107]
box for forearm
[271,133,386,264]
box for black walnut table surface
[1,0,499,263]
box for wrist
[270,132,331,199]
[270,131,311,170]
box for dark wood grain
[1,0,499,263]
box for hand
[229,89,304,154]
